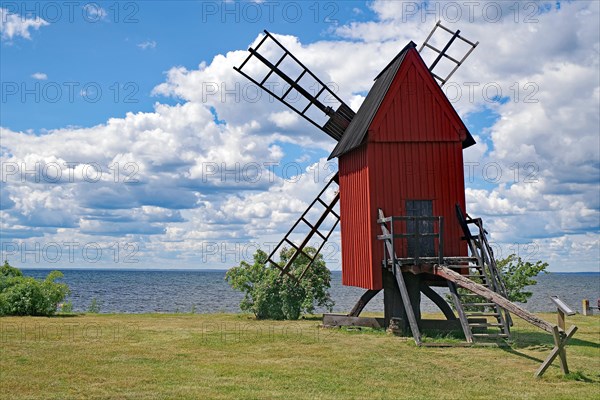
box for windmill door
[406,200,435,258]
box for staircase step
[468,323,504,327]
[465,312,500,317]
[472,333,509,338]
[462,302,496,307]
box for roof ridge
[328,41,475,160]
[373,41,417,81]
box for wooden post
[382,267,422,344]
[554,326,569,374]
[392,267,422,345]
[383,268,403,329]
[582,299,589,316]
[557,309,566,331]
[404,272,422,323]
[447,281,473,343]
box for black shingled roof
[328,41,475,160]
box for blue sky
[1,1,379,131]
[1,1,598,272]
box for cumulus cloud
[0,8,48,41]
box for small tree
[225,247,334,320]
[0,260,23,278]
[496,254,548,303]
[0,261,70,316]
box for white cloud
[268,110,299,129]
[31,72,47,80]
[137,40,157,50]
[295,154,311,163]
[0,8,49,41]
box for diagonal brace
[535,325,578,377]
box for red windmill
[235,22,517,345]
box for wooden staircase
[452,205,512,342]
[377,207,514,344]
[446,262,511,342]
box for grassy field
[1,312,598,399]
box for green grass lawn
[1,312,598,399]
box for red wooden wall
[339,47,468,290]
[338,145,376,289]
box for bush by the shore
[226,248,334,320]
[0,261,70,316]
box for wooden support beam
[554,326,569,374]
[433,265,557,334]
[432,264,579,377]
[348,289,381,317]
[393,263,422,346]
[383,268,403,328]
[535,325,578,377]
[557,310,566,331]
[378,209,422,345]
[420,282,456,321]
[447,281,474,343]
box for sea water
[21,269,600,314]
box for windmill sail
[234,30,355,141]
[419,20,479,86]
[266,173,340,280]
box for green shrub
[225,248,334,320]
[0,262,70,316]
[60,301,74,313]
[87,298,101,313]
[496,254,548,303]
[0,260,23,278]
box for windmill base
[322,268,465,336]
[322,314,484,335]
[383,268,422,331]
